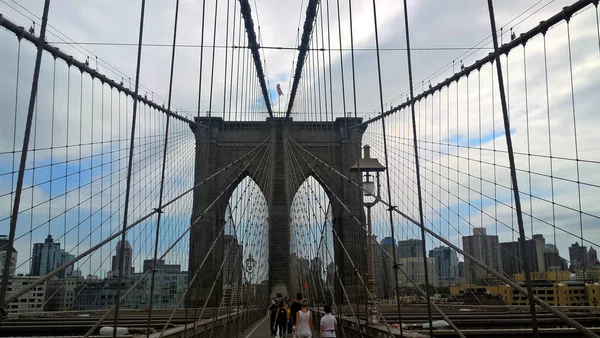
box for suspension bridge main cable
[238,0,273,117]
[353,0,595,130]
[284,0,319,125]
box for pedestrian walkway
[239,313,273,338]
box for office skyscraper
[429,246,459,285]
[500,234,546,278]
[110,240,133,278]
[569,242,587,268]
[30,235,74,278]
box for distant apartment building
[45,276,85,311]
[0,235,17,277]
[73,277,144,310]
[462,228,502,285]
[397,239,424,259]
[5,275,46,313]
[544,244,569,271]
[397,257,438,288]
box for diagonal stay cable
[2,134,271,305]
[288,134,597,338]
[156,134,274,334]
[283,141,363,337]
[83,134,273,337]
[283,136,395,336]
[287,135,466,337]
[190,136,274,337]
[285,137,362,328]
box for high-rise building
[543,244,568,272]
[569,242,587,268]
[500,234,546,279]
[110,240,132,278]
[588,247,598,269]
[373,237,395,299]
[428,246,459,285]
[397,239,424,259]
[223,235,243,285]
[462,228,502,285]
[30,235,74,278]
[0,235,17,277]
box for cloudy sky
[1,0,599,282]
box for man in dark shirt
[268,299,277,336]
[289,292,303,334]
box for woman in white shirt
[319,304,337,338]
[296,299,313,337]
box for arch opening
[223,176,269,288]
[289,176,335,303]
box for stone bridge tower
[187,117,368,307]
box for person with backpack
[295,299,313,338]
[274,302,288,337]
[319,304,337,338]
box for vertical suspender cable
[146,1,179,336]
[196,0,207,117]
[486,1,538,336]
[0,0,51,309]
[367,0,409,333]
[398,0,434,334]
[113,1,146,336]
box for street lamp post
[350,145,386,325]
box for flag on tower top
[276,83,284,96]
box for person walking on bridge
[269,300,278,336]
[289,293,302,334]
[295,299,313,338]
[274,301,288,337]
[319,304,337,338]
